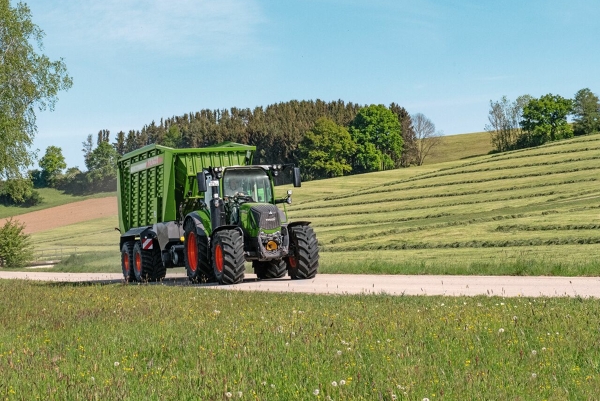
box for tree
[0,176,41,205]
[162,125,182,148]
[85,141,119,191]
[572,88,600,136]
[485,95,532,152]
[0,1,72,180]
[349,105,403,172]
[298,117,356,180]
[0,218,33,268]
[520,94,573,147]
[389,103,416,166]
[38,145,66,187]
[411,113,443,166]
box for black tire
[253,259,286,279]
[183,219,213,283]
[132,240,165,282]
[121,242,135,282]
[212,230,245,285]
[287,225,319,280]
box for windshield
[223,168,273,203]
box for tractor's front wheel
[253,259,287,279]
[287,225,319,280]
[184,219,213,283]
[121,242,135,282]
[212,230,245,285]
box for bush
[0,218,33,268]
[0,178,43,206]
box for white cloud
[44,0,265,58]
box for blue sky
[24,0,600,170]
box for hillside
[287,133,600,274]
[15,132,600,276]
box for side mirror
[293,167,301,187]
[196,171,207,193]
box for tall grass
[1,280,599,400]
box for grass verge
[0,280,598,400]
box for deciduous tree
[350,105,403,172]
[572,88,600,136]
[520,94,573,147]
[39,145,66,186]
[412,113,443,166]
[0,0,72,180]
[298,117,356,180]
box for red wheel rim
[187,232,197,272]
[135,251,141,272]
[123,252,130,272]
[215,244,224,273]
[288,256,297,268]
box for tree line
[486,89,600,153]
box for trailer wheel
[121,242,135,282]
[287,225,319,280]
[253,259,286,279]
[132,241,164,282]
[184,219,213,282]
[212,230,245,285]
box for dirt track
[0,197,117,234]
[1,271,599,298]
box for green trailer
[117,142,319,284]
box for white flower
[392,395,397,400]
[512,316,518,321]
[531,350,537,356]
[114,361,120,367]
[237,392,243,398]
[271,384,275,389]
[331,381,337,387]
[313,389,320,395]
[339,380,346,386]
[225,392,232,398]
[531,373,537,378]
[285,342,290,347]
[542,347,546,351]
[336,350,342,356]
[498,328,505,334]
[423,398,430,401]
[261,381,267,386]
[213,310,220,315]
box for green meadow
[2,280,600,400]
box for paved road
[1,271,599,298]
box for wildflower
[213,310,220,315]
[512,316,518,321]
[339,380,346,386]
[392,395,397,400]
[423,398,430,401]
[531,350,537,356]
[531,373,537,379]
[313,389,320,395]
[237,392,243,398]
[225,392,232,398]
[271,384,275,389]
[498,328,505,334]
[337,350,342,356]
[261,382,267,386]
[331,381,337,387]
[542,347,546,351]
[285,342,290,347]
[114,361,120,367]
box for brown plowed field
[0,197,117,234]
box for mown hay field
[22,133,600,276]
[286,134,600,276]
[1,280,600,400]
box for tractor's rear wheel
[287,225,319,280]
[212,230,245,285]
[184,219,213,283]
[121,242,135,282]
[253,259,286,279]
[133,240,165,282]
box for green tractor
[117,143,319,284]
[182,164,319,284]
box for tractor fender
[211,225,244,240]
[120,226,152,248]
[286,221,312,230]
[184,212,208,237]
